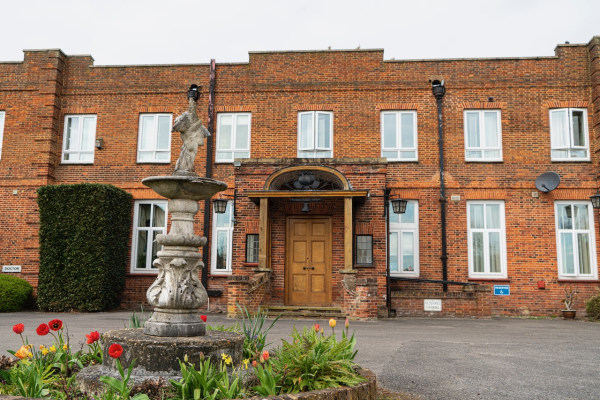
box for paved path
[2,311,599,399]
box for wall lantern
[391,199,408,214]
[213,198,228,214]
[95,138,104,149]
[590,192,600,209]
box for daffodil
[243,359,249,369]
[62,344,68,351]
[41,348,49,355]
[49,345,56,353]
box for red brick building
[1,36,599,318]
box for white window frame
[549,108,590,161]
[380,110,418,161]
[61,114,97,164]
[211,200,234,275]
[137,113,172,163]
[297,111,333,158]
[216,113,252,163]
[0,111,5,161]
[463,110,502,162]
[389,200,419,277]
[131,200,168,274]
[554,201,598,280]
[467,201,507,279]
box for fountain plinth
[142,175,227,337]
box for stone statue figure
[172,84,210,175]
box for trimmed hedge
[0,275,34,312]
[586,294,600,321]
[37,184,132,311]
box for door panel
[286,217,332,306]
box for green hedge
[0,275,34,312]
[37,184,132,311]
[586,294,600,320]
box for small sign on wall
[424,299,442,311]
[2,265,22,273]
[494,285,510,296]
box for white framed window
[216,113,251,163]
[298,111,333,158]
[550,108,589,161]
[555,201,597,279]
[61,115,97,163]
[211,200,234,274]
[389,200,419,277]
[464,110,502,161]
[0,111,5,161]
[467,201,507,278]
[381,111,417,161]
[137,113,172,163]
[131,200,168,273]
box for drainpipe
[201,59,216,290]
[432,80,448,292]
[384,189,392,313]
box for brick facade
[1,36,599,318]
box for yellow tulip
[329,318,337,328]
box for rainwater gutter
[202,59,217,293]
[432,80,449,292]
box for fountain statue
[78,85,241,390]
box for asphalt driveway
[2,311,599,400]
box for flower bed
[1,312,375,399]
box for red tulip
[108,343,123,358]
[252,360,258,367]
[314,324,320,332]
[48,319,63,331]
[36,323,49,336]
[86,331,100,344]
[261,350,270,361]
[12,323,24,334]
[200,315,207,322]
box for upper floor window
[298,111,333,158]
[464,110,502,161]
[137,114,172,163]
[62,115,97,164]
[467,201,507,278]
[131,200,167,273]
[550,108,589,161]
[211,200,234,274]
[381,111,417,161]
[216,113,251,163]
[389,200,419,277]
[555,201,597,279]
[0,111,5,161]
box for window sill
[136,161,171,164]
[243,262,258,268]
[465,160,503,163]
[210,272,232,277]
[355,264,374,268]
[558,278,600,283]
[127,272,158,277]
[467,277,510,282]
[61,161,94,165]
[390,274,419,278]
[551,159,591,163]
[385,159,419,163]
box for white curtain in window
[299,113,313,150]
[483,112,498,148]
[466,112,480,147]
[550,109,569,148]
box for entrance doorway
[285,217,332,306]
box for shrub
[0,275,34,312]
[273,327,364,393]
[37,184,132,312]
[586,294,600,320]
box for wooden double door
[285,217,332,306]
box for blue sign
[494,285,510,296]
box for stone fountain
[78,85,243,389]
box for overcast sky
[1,0,598,65]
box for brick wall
[1,37,599,317]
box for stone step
[265,305,346,319]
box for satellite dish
[535,172,560,193]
